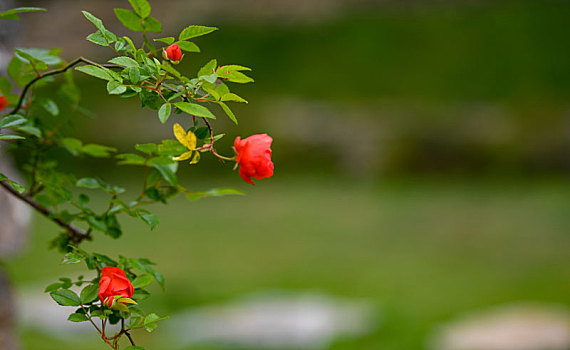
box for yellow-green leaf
[189,151,200,165]
[172,151,193,161]
[173,123,196,150]
[117,297,138,305]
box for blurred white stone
[16,286,122,338]
[17,289,91,335]
[429,303,570,350]
[167,291,378,349]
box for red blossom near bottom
[98,266,134,307]
[0,94,8,111]
[234,134,274,185]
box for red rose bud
[234,134,274,185]
[98,267,134,307]
[0,93,8,111]
[163,43,183,63]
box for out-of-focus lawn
[7,176,570,349]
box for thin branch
[122,318,136,346]
[0,180,91,244]
[202,117,215,145]
[7,57,121,116]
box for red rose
[234,134,274,185]
[98,266,134,307]
[0,93,8,111]
[163,43,183,62]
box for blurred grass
[7,175,570,349]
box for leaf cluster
[0,1,255,348]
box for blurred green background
[4,0,570,349]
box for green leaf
[75,65,116,81]
[67,313,89,322]
[7,56,35,87]
[0,176,25,193]
[179,25,218,41]
[128,66,141,83]
[78,194,90,207]
[217,64,251,72]
[87,216,107,232]
[0,7,45,20]
[114,8,143,32]
[138,212,159,230]
[62,253,83,265]
[59,278,73,289]
[105,214,123,239]
[124,346,145,350]
[199,73,218,84]
[128,0,151,18]
[14,48,58,69]
[174,102,216,119]
[82,144,117,158]
[143,313,168,332]
[157,140,186,156]
[86,31,109,46]
[158,103,171,124]
[132,288,150,301]
[117,153,146,166]
[143,17,162,33]
[219,101,238,124]
[154,272,165,289]
[0,135,25,140]
[185,188,244,201]
[139,89,163,110]
[93,253,118,266]
[76,178,100,189]
[80,284,99,304]
[154,37,174,45]
[217,66,254,84]
[82,11,106,33]
[197,59,217,77]
[109,56,139,68]
[107,80,127,95]
[135,143,157,155]
[44,282,62,293]
[177,41,200,53]
[194,126,210,139]
[62,138,83,155]
[0,114,27,128]
[132,274,154,288]
[38,98,59,116]
[221,93,248,103]
[50,290,81,307]
[152,163,178,185]
[13,124,41,138]
[0,76,11,94]
[123,36,137,52]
